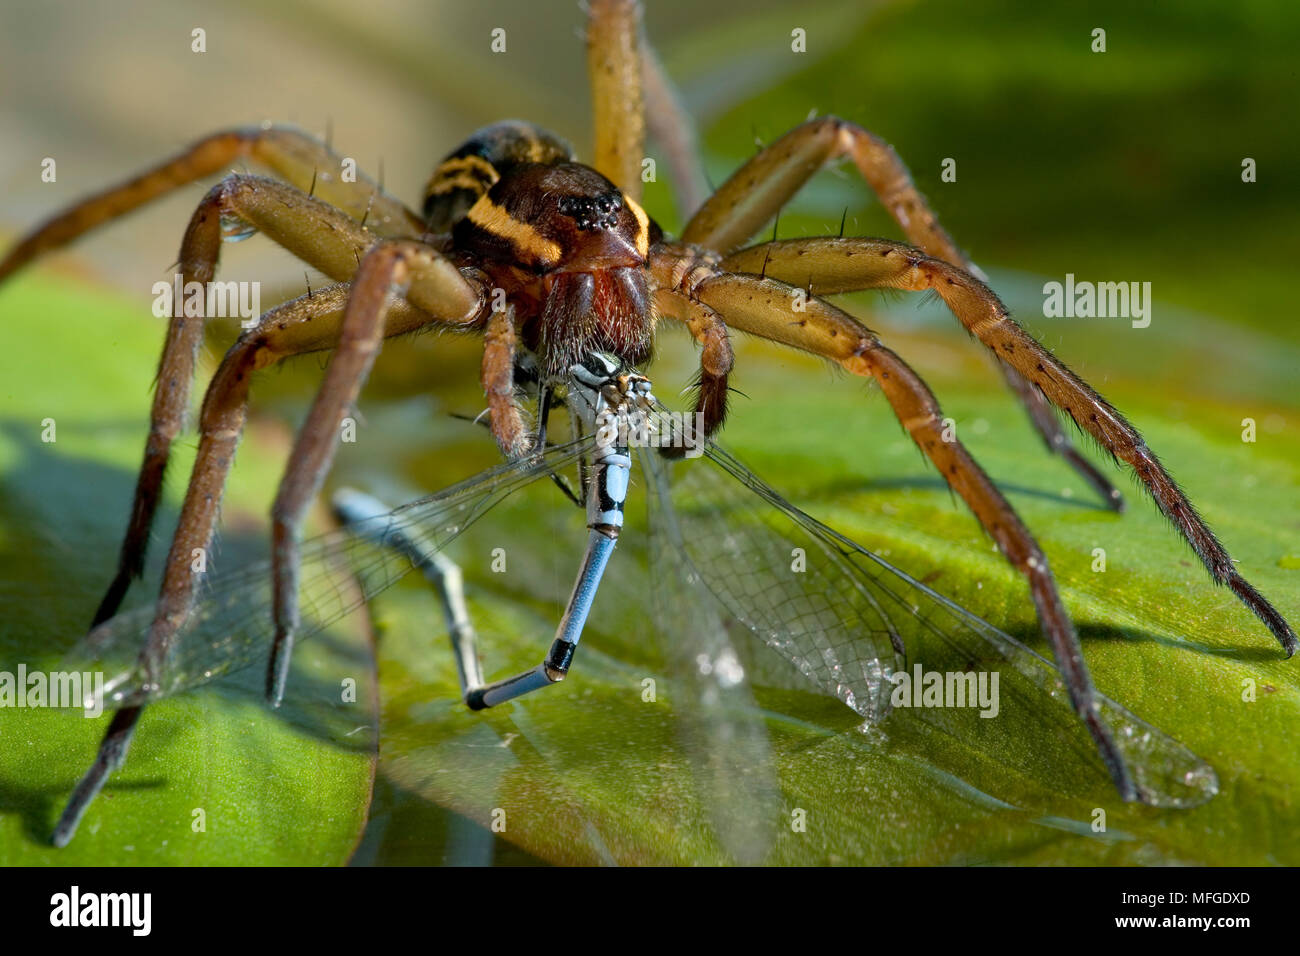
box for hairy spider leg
[269,239,486,705]
[586,0,646,205]
[639,37,708,221]
[704,238,1298,656]
[89,175,466,629]
[681,116,1123,510]
[51,284,430,847]
[0,125,422,285]
[481,306,532,457]
[54,232,481,845]
[651,288,734,439]
[655,257,1143,798]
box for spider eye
[558,192,622,232]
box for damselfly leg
[332,489,486,696]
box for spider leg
[639,33,707,220]
[481,305,531,458]
[586,0,646,203]
[0,126,422,284]
[671,240,1297,656]
[52,707,142,847]
[53,283,452,846]
[724,235,1123,512]
[87,174,477,628]
[655,272,1137,799]
[652,288,734,438]
[269,240,484,705]
[680,116,1122,510]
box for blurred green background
[0,0,1297,864]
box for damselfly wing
[641,442,1218,812]
[60,419,1218,843]
[61,436,596,707]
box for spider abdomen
[422,120,575,232]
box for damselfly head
[568,352,656,429]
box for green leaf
[3,0,1297,866]
[4,257,1296,865]
[0,275,377,865]
[360,331,1300,864]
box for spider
[2,0,1293,845]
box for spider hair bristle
[677,367,703,396]
[359,184,379,230]
[308,167,318,199]
[867,285,906,308]
[913,287,943,313]
[837,207,848,238]
[725,384,750,401]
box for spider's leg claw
[266,630,295,708]
[1227,574,1298,657]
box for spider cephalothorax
[441,135,661,382]
[3,0,1293,846]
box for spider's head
[453,161,663,377]
[451,161,660,275]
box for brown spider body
[442,134,661,381]
[3,0,1293,846]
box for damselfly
[54,353,1217,856]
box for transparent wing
[653,439,1218,810]
[62,436,596,710]
[640,449,781,863]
